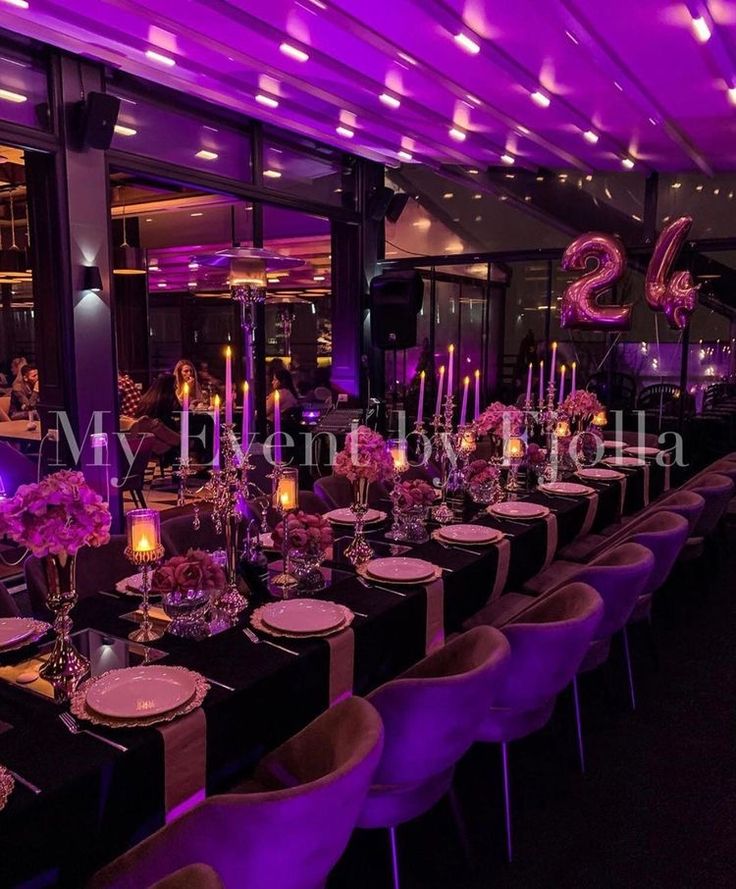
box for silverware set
[435,539,482,556]
[58,712,128,753]
[357,576,407,597]
[242,626,299,656]
[5,766,42,795]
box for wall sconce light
[83,265,103,292]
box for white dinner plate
[324,508,385,525]
[488,501,550,520]
[577,467,625,481]
[438,525,503,545]
[86,666,197,719]
[260,599,346,635]
[366,557,436,583]
[603,440,628,450]
[538,482,595,497]
[0,619,37,649]
[624,446,660,458]
[603,456,646,468]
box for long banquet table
[0,460,669,887]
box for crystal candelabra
[197,423,250,617]
[176,458,194,508]
[386,439,409,541]
[270,465,299,591]
[430,393,457,525]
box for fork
[242,627,299,656]
[357,576,407,597]
[59,712,128,752]
[436,540,482,556]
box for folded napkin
[489,537,512,602]
[326,628,355,706]
[542,513,559,570]
[641,463,651,507]
[618,476,628,515]
[158,707,207,823]
[579,492,599,538]
[425,577,445,654]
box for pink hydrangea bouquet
[272,511,334,555]
[333,425,394,484]
[394,478,437,511]
[476,402,525,437]
[151,549,226,595]
[465,459,501,487]
[0,469,111,557]
[560,390,603,420]
[525,443,548,468]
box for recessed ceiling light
[559,173,568,180]
[582,129,599,144]
[454,33,480,54]
[0,87,26,103]
[148,259,160,271]
[475,215,482,221]
[336,125,354,138]
[190,212,204,217]
[308,0,327,8]
[671,181,682,189]
[398,51,417,66]
[146,218,153,222]
[500,153,515,165]
[398,150,413,161]
[691,15,711,43]
[255,93,279,109]
[472,193,482,199]
[280,42,309,62]
[188,259,199,270]
[621,156,635,169]
[188,281,197,288]
[531,90,551,108]
[264,169,282,178]
[714,188,720,195]
[499,195,508,201]
[696,184,704,191]
[468,168,479,174]
[2,1,29,9]
[728,86,736,105]
[114,124,137,136]
[649,117,658,126]
[632,214,642,222]
[145,49,176,67]
[585,174,593,181]
[379,92,401,109]
[536,175,544,181]
[465,93,481,105]
[525,195,532,202]
[449,127,467,142]
[313,275,326,281]
[565,30,579,45]
[443,193,454,199]
[195,149,218,160]
[157,282,167,288]
[613,81,623,91]
[504,173,515,179]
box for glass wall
[0,48,49,131]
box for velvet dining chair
[88,696,384,889]
[24,535,131,618]
[160,512,224,556]
[687,473,733,539]
[149,864,224,889]
[472,582,604,861]
[357,625,511,889]
[0,580,20,617]
[313,474,389,510]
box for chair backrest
[367,626,510,787]
[296,490,328,515]
[313,474,389,510]
[494,583,603,711]
[636,383,683,413]
[0,441,37,494]
[604,430,660,449]
[24,535,131,617]
[702,460,736,484]
[624,511,689,593]
[89,696,384,889]
[574,543,655,639]
[688,472,734,538]
[115,434,156,493]
[161,513,224,556]
[649,490,705,536]
[0,580,20,617]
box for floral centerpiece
[392,478,437,543]
[0,470,111,692]
[333,425,393,565]
[524,443,550,485]
[476,402,525,459]
[394,478,437,512]
[464,459,502,504]
[272,511,334,590]
[560,390,604,429]
[151,549,226,637]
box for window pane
[262,134,355,208]
[658,174,736,239]
[0,49,49,130]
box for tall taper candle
[180,381,190,464]
[241,381,249,454]
[550,342,557,394]
[417,370,426,426]
[447,344,455,399]
[273,388,282,464]
[538,359,544,403]
[434,365,445,416]
[459,375,470,426]
[474,369,480,420]
[559,365,566,405]
[525,362,532,404]
[224,345,233,425]
[571,361,577,396]
[212,395,221,471]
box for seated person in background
[197,361,221,391]
[129,373,181,465]
[118,371,142,423]
[173,359,205,407]
[266,367,299,420]
[10,356,27,384]
[10,364,39,420]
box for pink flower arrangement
[333,425,394,484]
[525,443,548,467]
[394,478,437,511]
[476,402,525,437]
[560,390,603,420]
[0,470,111,557]
[272,511,334,554]
[151,549,226,595]
[465,459,501,487]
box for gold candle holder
[272,467,299,589]
[125,509,164,642]
[386,438,409,541]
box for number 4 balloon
[645,216,699,330]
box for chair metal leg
[571,676,586,774]
[500,741,513,863]
[388,826,401,889]
[621,625,637,710]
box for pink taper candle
[525,362,532,404]
[550,342,557,395]
[447,344,455,400]
[212,395,221,470]
[474,369,480,420]
[180,382,189,464]
[459,375,470,426]
[417,370,425,425]
[241,381,249,454]
[538,360,544,403]
[273,388,282,464]
[224,345,233,425]
[571,361,577,396]
[434,365,445,416]
[559,365,566,406]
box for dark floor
[330,527,736,889]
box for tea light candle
[507,437,525,460]
[224,346,233,425]
[434,365,445,416]
[127,509,160,554]
[273,469,298,510]
[212,395,221,471]
[459,375,470,426]
[417,370,425,426]
[525,362,532,404]
[273,388,282,464]
[180,381,190,464]
[559,364,566,405]
[555,419,571,438]
[592,409,607,428]
[388,439,408,472]
[474,369,480,420]
[241,381,250,454]
[447,344,455,398]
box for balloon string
[654,314,664,428]
[595,332,622,373]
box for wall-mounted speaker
[368,270,424,349]
[76,91,121,150]
[385,192,410,223]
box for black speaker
[368,271,424,349]
[386,192,410,223]
[368,186,395,222]
[77,91,121,150]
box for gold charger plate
[250,603,354,639]
[0,766,14,811]
[356,562,443,585]
[0,620,50,655]
[431,527,503,546]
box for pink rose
[151,566,175,594]
[173,561,204,591]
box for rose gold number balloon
[560,232,631,330]
[645,216,699,329]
